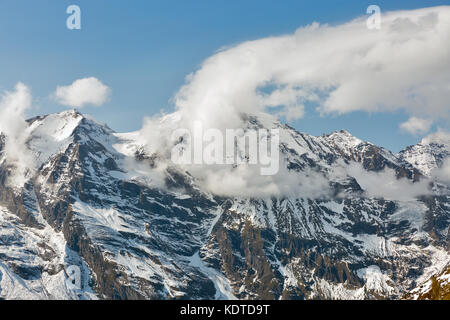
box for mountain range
[0,109,448,300]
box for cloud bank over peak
[421,129,450,146]
[133,6,449,198]
[172,6,450,132]
[53,77,111,108]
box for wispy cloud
[433,158,450,186]
[345,162,431,201]
[0,83,35,187]
[400,117,433,135]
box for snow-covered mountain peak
[28,109,84,139]
[25,109,118,171]
[26,110,83,168]
[324,129,364,150]
[323,130,364,153]
[398,132,450,176]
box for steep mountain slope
[0,110,448,300]
[406,265,450,300]
[0,205,96,300]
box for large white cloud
[54,77,111,108]
[172,6,450,132]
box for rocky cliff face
[0,110,448,300]
[406,266,450,300]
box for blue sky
[0,0,448,152]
